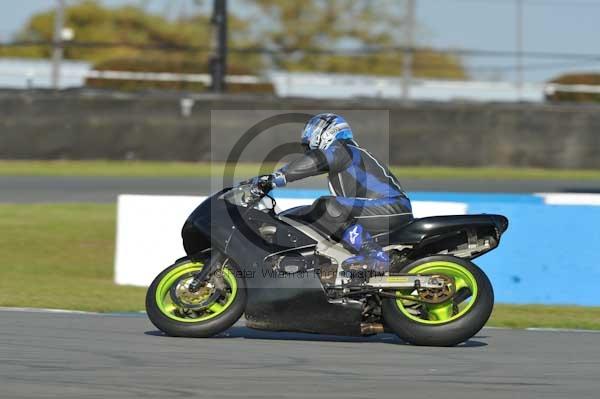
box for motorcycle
[146,179,508,346]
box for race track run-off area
[1,309,599,399]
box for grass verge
[3,160,600,180]
[0,203,145,312]
[489,304,600,330]
[1,202,600,329]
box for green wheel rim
[155,261,238,323]
[395,261,478,325]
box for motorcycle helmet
[301,113,353,151]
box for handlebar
[220,180,275,210]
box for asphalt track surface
[1,309,599,399]
[3,176,600,203]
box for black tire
[146,257,247,338]
[382,255,494,347]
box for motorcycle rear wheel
[382,255,494,346]
[146,256,246,338]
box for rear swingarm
[367,274,450,290]
[336,274,457,305]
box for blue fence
[274,189,600,306]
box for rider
[257,113,413,275]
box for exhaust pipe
[361,322,384,336]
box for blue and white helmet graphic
[301,113,353,150]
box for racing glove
[271,171,287,188]
[250,172,286,195]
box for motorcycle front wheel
[382,255,494,346]
[146,256,246,338]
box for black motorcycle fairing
[277,206,335,240]
[188,196,315,257]
[182,219,211,258]
[379,214,508,245]
[244,283,362,336]
[183,190,364,336]
[183,188,226,254]
[374,214,508,261]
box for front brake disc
[169,275,221,310]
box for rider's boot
[340,224,390,279]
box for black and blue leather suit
[279,139,413,242]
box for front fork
[188,251,226,293]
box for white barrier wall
[114,195,467,287]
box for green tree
[546,73,600,103]
[0,0,262,74]
[246,0,466,79]
[1,0,465,80]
